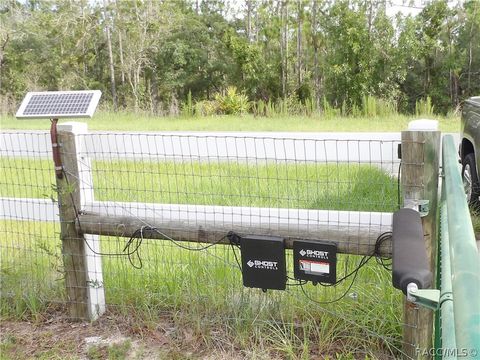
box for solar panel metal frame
[15,90,102,119]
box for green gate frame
[435,135,480,359]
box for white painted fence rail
[1,130,402,163]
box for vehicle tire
[461,153,480,207]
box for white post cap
[57,121,89,134]
[408,119,439,131]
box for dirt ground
[0,307,395,359]
[0,310,244,360]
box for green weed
[109,340,131,360]
[0,334,17,360]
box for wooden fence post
[56,122,105,321]
[401,120,441,359]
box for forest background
[1,0,479,118]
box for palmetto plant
[215,86,250,115]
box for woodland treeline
[1,0,479,116]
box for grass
[87,340,131,360]
[0,155,403,358]
[469,209,480,246]
[0,111,461,132]
[0,158,398,212]
[470,210,480,234]
[0,334,18,360]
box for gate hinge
[404,199,430,217]
[407,283,440,310]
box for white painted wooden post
[57,122,105,321]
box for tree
[323,1,373,109]
[459,0,480,98]
[1,0,478,115]
[103,0,117,111]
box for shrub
[376,97,397,116]
[341,99,348,116]
[214,86,250,115]
[322,96,340,118]
[304,97,315,116]
[362,95,377,117]
[352,103,362,117]
[252,99,266,116]
[181,90,194,117]
[265,99,275,117]
[361,95,397,117]
[277,95,305,115]
[415,96,435,116]
[194,100,218,116]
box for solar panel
[16,90,102,119]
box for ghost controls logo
[246,259,278,270]
[299,249,329,260]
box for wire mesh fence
[0,132,64,316]
[0,130,419,358]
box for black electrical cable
[311,232,392,289]
[229,243,242,271]
[158,229,230,252]
[397,162,402,209]
[63,169,234,269]
[374,231,393,271]
[318,254,371,288]
[226,232,243,270]
[123,226,148,269]
[64,165,393,281]
[300,266,361,304]
[123,228,231,269]
[63,170,148,266]
[286,275,307,287]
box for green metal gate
[435,135,480,359]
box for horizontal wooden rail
[77,208,392,256]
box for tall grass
[0,112,460,132]
[175,89,437,124]
[0,220,65,320]
[181,90,194,117]
[361,95,397,117]
[415,96,435,117]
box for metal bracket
[404,199,430,217]
[50,118,63,179]
[407,283,440,310]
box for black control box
[293,240,337,284]
[240,235,286,291]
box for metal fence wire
[0,130,419,358]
